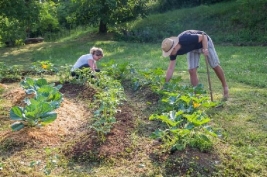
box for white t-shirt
[71,54,95,71]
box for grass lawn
[0,32,266,176]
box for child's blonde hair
[90,47,104,56]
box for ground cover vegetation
[0,0,267,176]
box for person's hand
[202,48,209,56]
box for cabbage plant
[9,77,63,131]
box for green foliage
[149,83,218,152]
[56,64,74,84]
[0,17,26,46]
[0,62,23,82]
[100,60,129,79]
[58,62,127,142]
[1,0,267,45]
[9,77,63,131]
[127,66,167,91]
[0,0,40,45]
[30,60,58,76]
[0,1,60,45]
[90,72,126,141]
[154,0,232,12]
[62,0,148,33]
[114,0,267,45]
[37,1,60,35]
[123,64,218,152]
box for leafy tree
[0,0,60,45]
[0,0,40,45]
[69,0,148,33]
[33,1,60,37]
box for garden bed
[0,78,220,176]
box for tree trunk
[99,19,107,33]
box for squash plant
[124,66,220,152]
[30,61,57,76]
[9,78,63,131]
[150,84,218,152]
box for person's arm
[94,62,98,70]
[88,59,96,71]
[198,34,209,56]
[166,60,176,82]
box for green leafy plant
[89,73,126,141]
[0,62,23,82]
[30,61,58,76]
[124,66,219,152]
[128,67,166,91]
[9,77,63,131]
[100,60,129,79]
[150,84,218,152]
[56,64,73,83]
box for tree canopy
[0,0,148,45]
[62,0,148,33]
[0,0,232,46]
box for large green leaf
[40,112,57,124]
[10,106,24,120]
[54,84,62,90]
[35,78,48,87]
[50,101,61,109]
[37,85,63,102]
[168,96,177,105]
[183,113,211,126]
[11,122,25,131]
[180,95,191,105]
[37,85,53,98]
[185,123,195,130]
[20,77,35,89]
[49,91,63,102]
[35,95,48,102]
[201,101,218,108]
[149,113,178,127]
[170,128,190,137]
[25,111,38,119]
[38,102,54,114]
[25,101,52,118]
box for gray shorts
[187,36,220,69]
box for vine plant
[150,84,218,152]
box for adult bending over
[161,30,228,99]
[71,46,104,77]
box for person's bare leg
[189,68,198,86]
[213,65,229,98]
